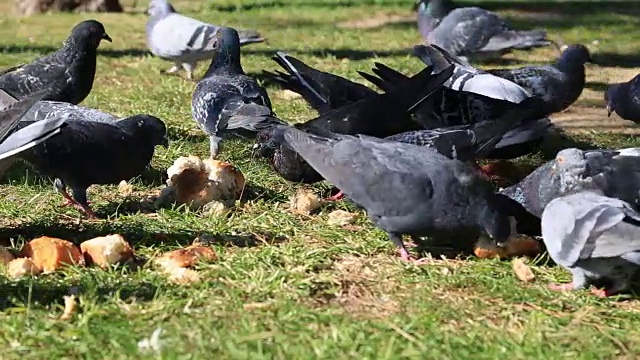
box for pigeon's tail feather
[481,30,553,52]
[494,117,552,149]
[0,88,51,142]
[358,63,411,92]
[413,44,469,71]
[392,64,454,113]
[266,52,328,110]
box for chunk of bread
[156,245,217,270]
[80,234,134,268]
[21,236,84,273]
[7,258,42,279]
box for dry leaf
[289,189,321,215]
[327,210,358,226]
[59,295,77,320]
[512,258,535,282]
[118,180,134,196]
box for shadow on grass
[0,45,150,59]
[0,279,160,310]
[585,81,609,93]
[592,53,640,68]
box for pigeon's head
[207,27,242,71]
[252,126,286,158]
[125,114,169,148]
[146,0,174,17]
[559,44,592,66]
[70,20,112,48]
[478,194,513,245]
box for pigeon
[253,63,455,185]
[500,147,640,218]
[412,44,534,104]
[0,20,111,105]
[605,74,640,122]
[14,104,169,219]
[487,44,592,114]
[416,0,454,36]
[146,0,264,80]
[419,2,553,60]
[282,128,514,262]
[262,51,376,114]
[541,191,640,297]
[23,100,118,124]
[192,27,284,159]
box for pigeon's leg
[324,190,344,201]
[388,232,426,263]
[181,62,197,81]
[209,135,222,159]
[70,187,98,219]
[160,63,181,76]
[549,267,588,292]
[55,179,79,207]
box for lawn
[1,0,640,358]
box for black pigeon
[605,74,640,122]
[487,44,592,114]
[0,20,112,105]
[500,147,640,219]
[192,27,284,159]
[16,106,169,219]
[262,52,377,114]
[282,128,514,262]
[254,64,455,185]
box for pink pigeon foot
[590,288,612,297]
[58,190,98,219]
[325,190,344,201]
[548,283,575,292]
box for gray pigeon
[501,147,640,218]
[412,44,533,104]
[0,20,111,105]
[9,101,168,219]
[541,191,640,297]
[283,128,514,262]
[146,0,265,80]
[192,27,283,159]
[605,74,640,122]
[488,45,592,114]
[420,4,553,60]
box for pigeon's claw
[58,189,98,219]
[325,190,345,201]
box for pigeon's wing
[413,44,531,102]
[358,62,410,92]
[149,13,218,58]
[0,116,67,161]
[0,89,50,142]
[0,53,70,99]
[429,8,504,55]
[541,192,640,267]
[283,128,437,215]
[22,101,118,124]
[629,74,640,104]
[480,30,550,52]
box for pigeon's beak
[102,33,112,42]
[606,104,613,117]
[250,143,260,158]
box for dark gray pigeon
[500,147,640,218]
[0,20,111,105]
[487,45,592,114]
[14,104,168,219]
[146,0,264,80]
[542,191,640,297]
[419,3,553,61]
[192,27,284,159]
[605,74,640,122]
[283,128,514,262]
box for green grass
[1,0,640,358]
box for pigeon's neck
[62,37,98,60]
[204,48,244,76]
[478,199,512,242]
[555,56,585,74]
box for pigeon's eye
[556,156,565,164]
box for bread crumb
[59,295,77,320]
[80,234,134,268]
[7,258,41,279]
[327,210,358,226]
[289,189,321,214]
[118,180,134,196]
[0,247,15,266]
[512,258,535,282]
[21,236,84,273]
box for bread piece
[7,258,42,279]
[156,245,217,270]
[80,234,135,268]
[0,247,14,266]
[21,236,84,272]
